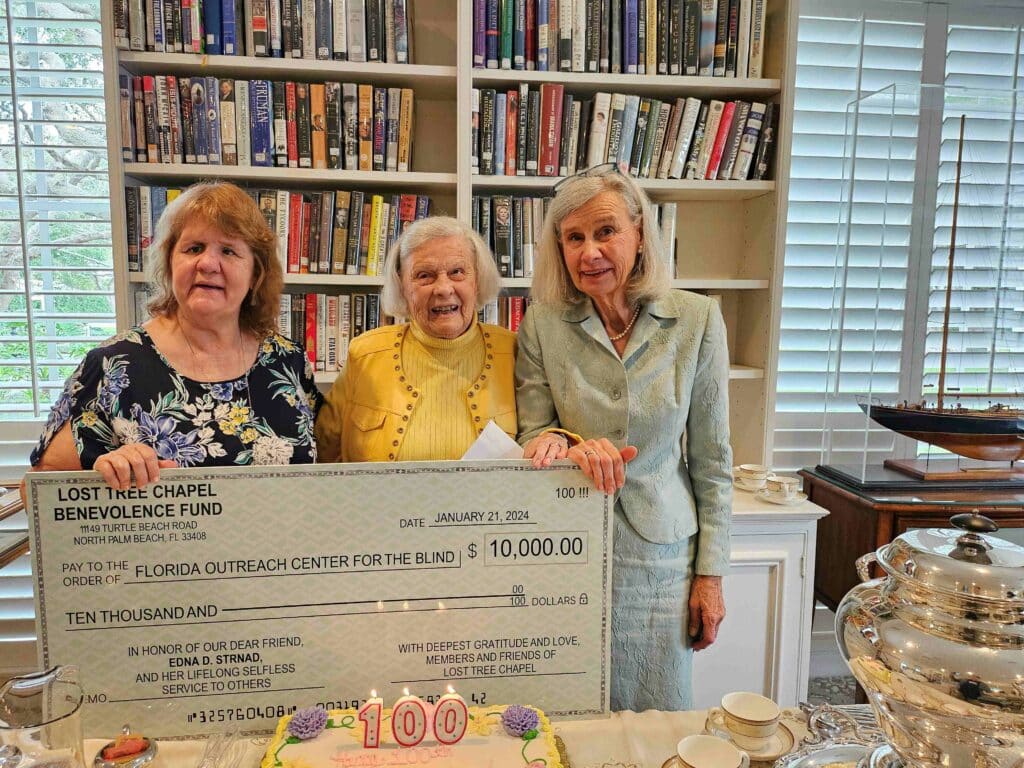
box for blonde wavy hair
[146,182,283,335]
[531,169,670,308]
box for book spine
[154,76,171,162]
[119,75,134,161]
[393,0,409,63]
[574,97,590,173]
[138,185,153,269]
[505,88,518,175]
[190,79,210,163]
[624,0,638,73]
[205,76,222,163]
[698,0,715,75]
[176,77,194,163]
[637,99,659,177]
[125,186,141,270]
[526,87,540,175]
[297,82,312,167]
[338,294,351,366]
[648,100,671,178]
[332,190,351,273]
[566,98,582,175]
[748,0,765,77]
[345,191,364,274]
[357,83,373,170]
[218,79,237,164]
[492,195,512,277]
[731,100,763,180]
[736,0,751,77]
[479,87,495,175]
[718,100,749,179]
[474,0,487,66]
[128,0,145,49]
[333,0,348,58]
[147,0,164,51]
[343,82,359,170]
[587,91,611,167]
[705,99,734,178]
[513,0,526,69]
[319,191,335,272]
[683,0,700,74]
[397,87,413,173]
[536,83,561,177]
[695,99,723,177]
[222,0,237,53]
[556,92,572,177]
[285,81,299,166]
[304,292,317,366]
[235,79,251,165]
[751,101,776,180]
[249,79,273,165]
[657,0,669,74]
[325,295,338,371]
[598,0,610,71]
[142,75,159,162]
[512,196,523,276]
[371,86,386,171]
[630,97,652,176]
[302,0,315,57]
[114,0,130,48]
[167,0,181,52]
[365,0,381,60]
[204,0,222,53]
[366,194,384,275]
[682,101,708,179]
[725,0,738,76]
[326,82,342,168]
[616,93,639,173]
[277,295,291,338]
[713,0,727,75]
[515,82,529,175]
[268,0,282,55]
[609,0,621,72]
[494,92,506,175]
[557,0,572,70]
[311,82,328,168]
[499,0,513,68]
[536,0,549,70]
[485,0,499,68]
[275,190,290,272]
[272,81,288,165]
[299,197,313,272]
[347,0,366,61]
[315,0,332,57]
[669,97,701,178]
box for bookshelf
[100,0,796,465]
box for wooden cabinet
[800,466,1024,612]
[693,496,826,708]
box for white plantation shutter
[919,23,1024,451]
[773,4,925,471]
[0,0,111,675]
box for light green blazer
[515,290,732,575]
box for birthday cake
[261,704,563,768]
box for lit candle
[391,688,428,747]
[357,690,383,748]
[433,685,468,745]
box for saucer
[705,708,796,761]
[755,489,807,506]
[733,478,764,493]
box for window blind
[919,23,1023,451]
[0,0,110,676]
[773,8,925,471]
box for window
[773,1,1024,471]
[0,0,110,676]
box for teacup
[677,734,749,768]
[765,475,801,499]
[735,464,769,490]
[720,692,780,745]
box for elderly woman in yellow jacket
[315,217,515,462]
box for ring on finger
[583,449,597,457]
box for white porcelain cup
[720,692,780,743]
[677,734,749,768]
[736,464,769,489]
[765,475,801,499]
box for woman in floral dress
[29,182,320,490]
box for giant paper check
[25,461,611,738]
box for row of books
[114,0,412,62]
[125,185,433,275]
[472,194,678,278]
[472,85,777,181]
[279,292,532,372]
[120,74,415,171]
[473,0,767,77]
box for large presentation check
[26,461,611,738]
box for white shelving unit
[100,0,797,464]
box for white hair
[380,216,502,318]
[531,170,670,308]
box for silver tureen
[836,512,1024,768]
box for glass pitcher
[0,666,84,768]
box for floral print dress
[30,327,322,469]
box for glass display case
[817,83,1024,489]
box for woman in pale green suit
[516,165,732,712]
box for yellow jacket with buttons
[315,322,518,463]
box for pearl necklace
[607,304,642,342]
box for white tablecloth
[84,708,816,768]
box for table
[84,706,873,768]
[799,465,1024,612]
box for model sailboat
[860,114,1024,463]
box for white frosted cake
[261,704,562,768]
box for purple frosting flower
[501,705,539,737]
[288,706,328,740]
